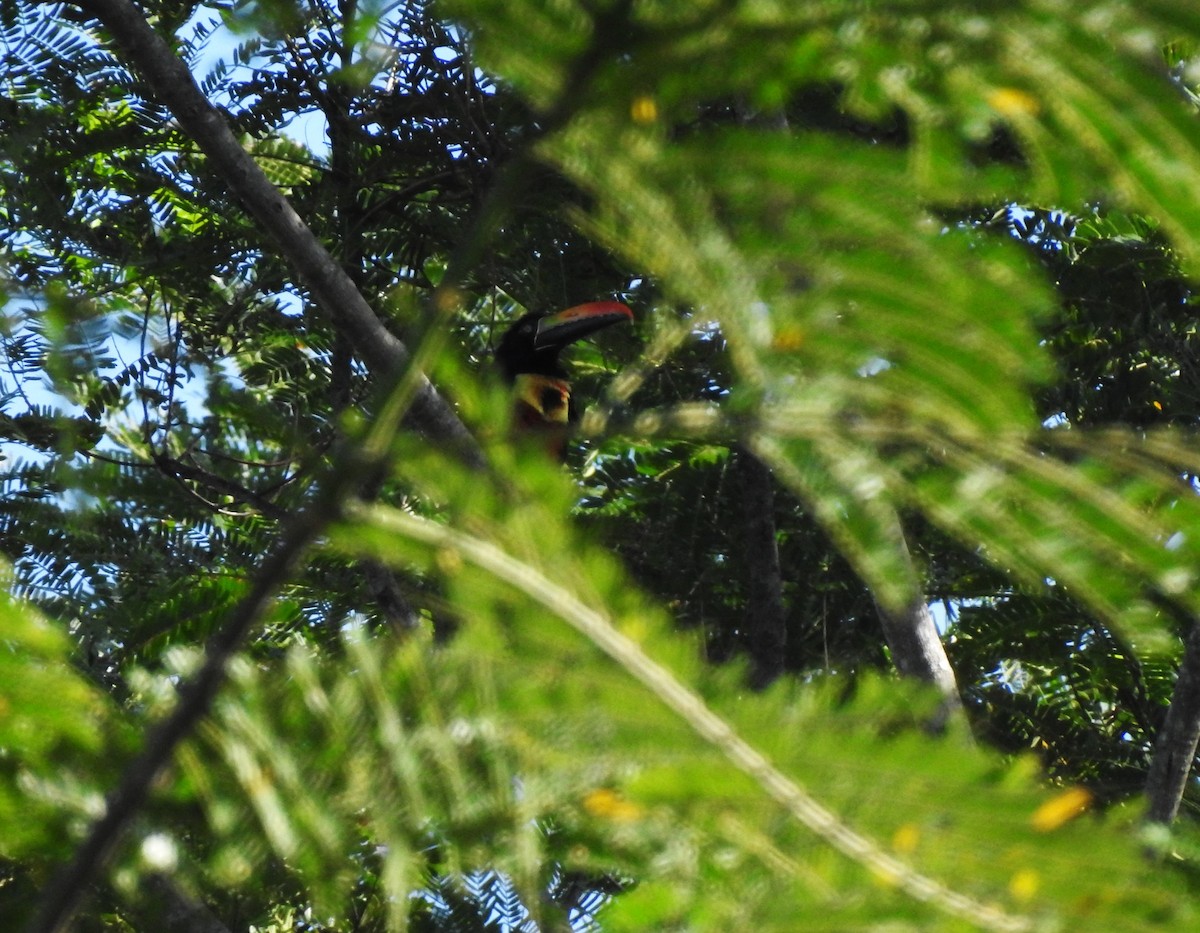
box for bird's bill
[534,301,633,349]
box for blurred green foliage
[5,0,1200,930]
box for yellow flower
[891,822,920,854]
[630,95,658,125]
[771,327,805,351]
[1031,786,1092,831]
[583,788,643,822]
[1009,868,1040,902]
[987,87,1041,118]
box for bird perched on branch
[495,300,633,456]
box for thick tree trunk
[1144,620,1200,825]
[734,448,788,689]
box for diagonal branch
[25,490,334,933]
[71,0,483,466]
[28,315,446,930]
[26,4,643,928]
[869,519,961,711]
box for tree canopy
[6,1,1200,930]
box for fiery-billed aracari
[495,300,633,454]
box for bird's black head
[495,301,633,383]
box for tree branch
[71,0,483,467]
[870,517,961,714]
[21,401,418,933]
[153,453,288,519]
[1144,619,1200,826]
[25,501,331,933]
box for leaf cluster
[7,1,1200,931]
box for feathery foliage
[5,0,1200,930]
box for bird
[494,300,633,455]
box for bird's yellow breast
[514,374,571,425]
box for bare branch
[868,517,961,723]
[71,0,483,466]
[25,495,332,933]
